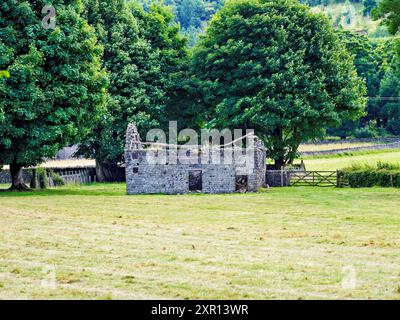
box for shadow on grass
[0,183,245,198]
[0,183,127,197]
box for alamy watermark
[42,5,56,30]
[341,265,357,290]
[41,264,57,289]
[128,121,263,175]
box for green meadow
[1,183,399,299]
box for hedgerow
[340,162,400,188]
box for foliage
[354,121,380,138]
[372,0,400,35]
[378,55,400,135]
[191,0,366,166]
[341,161,400,187]
[363,0,377,16]
[50,171,66,187]
[78,0,188,178]
[159,0,225,45]
[329,32,399,138]
[0,70,10,79]
[147,0,384,45]
[0,0,107,185]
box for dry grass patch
[0,184,399,299]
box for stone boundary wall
[265,170,290,187]
[0,170,33,184]
[302,137,400,145]
[301,140,400,157]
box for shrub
[354,126,378,139]
[50,171,65,187]
[340,162,400,188]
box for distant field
[2,159,95,170]
[300,150,400,171]
[1,184,399,299]
[299,142,378,152]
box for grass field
[298,142,378,152]
[300,150,400,171]
[1,184,399,299]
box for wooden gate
[289,171,338,187]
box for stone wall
[265,170,290,187]
[0,169,33,185]
[301,139,400,157]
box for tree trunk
[274,157,285,170]
[9,161,29,191]
[95,159,106,182]
[272,127,286,169]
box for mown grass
[300,150,400,171]
[1,183,399,299]
[298,142,378,153]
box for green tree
[0,0,107,190]
[78,0,188,181]
[330,31,381,139]
[379,57,400,135]
[372,0,400,35]
[373,0,400,77]
[363,0,377,16]
[192,0,366,167]
[135,3,195,131]
[337,31,387,134]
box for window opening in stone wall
[189,170,202,191]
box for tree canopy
[0,0,107,189]
[191,0,367,166]
[373,0,400,35]
[77,0,188,181]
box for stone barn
[125,124,266,195]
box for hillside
[161,0,390,45]
[311,2,389,38]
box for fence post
[337,170,340,188]
[281,166,284,187]
[286,170,289,187]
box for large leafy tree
[78,0,188,181]
[0,0,107,190]
[131,3,191,130]
[192,0,366,167]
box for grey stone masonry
[125,123,266,195]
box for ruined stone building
[125,124,266,194]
